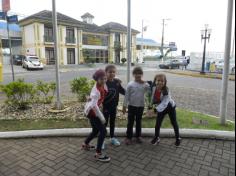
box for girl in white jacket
[82,69,110,163]
[150,74,181,147]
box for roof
[81,13,94,19]
[19,10,84,27]
[136,38,177,49]
[101,22,139,34]
[0,21,21,32]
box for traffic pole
[52,0,63,109]
[127,0,131,83]
[220,0,234,125]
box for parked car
[215,59,235,74]
[159,58,188,69]
[22,55,44,70]
[13,55,26,65]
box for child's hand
[122,106,127,114]
[86,96,91,102]
[114,77,122,84]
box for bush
[70,77,95,102]
[0,79,36,110]
[121,58,127,64]
[36,81,56,104]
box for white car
[215,59,235,74]
[22,56,44,70]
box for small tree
[70,77,95,102]
[36,80,56,104]
[0,79,36,110]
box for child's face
[134,73,143,82]
[97,76,107,86]
[106,68,116,80]
[156,76,165,89]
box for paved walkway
[0,137,235,176]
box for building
[18,10,139,65]
[0,21,22,64]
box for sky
[1,0,235,55]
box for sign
[7,15,18,23]
[0,12,6,20]
[169,42,176,47]
[2,0,10,12]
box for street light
[160,18,171,63]
[200,24,212,74]
[140,19,148,63]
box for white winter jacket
[84,84,107,124]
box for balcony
[44,35,54,43]
[66,37,76,44]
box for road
[1,64,235,121]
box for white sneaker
[110,138,121,146]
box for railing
[66,37,76,44]
[44,35,54,43]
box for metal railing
[66,37,76,44]
[44,35,54,43]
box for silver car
[22,56,44,70]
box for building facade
[18,11,139,65]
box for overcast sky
[2,0,235,55]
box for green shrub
[36,81,56,104]
[70,77,95,102]
[121,58,127,64]
[0,79,36,110]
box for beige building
[18,11,139,65]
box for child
[150,74,181,147]
[103,65,125,146]
[123,66,150,145]
[83,69,110,163]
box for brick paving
[0,137,235,176]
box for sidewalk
[0,136,234,176]
[164,69,235,81]
[0,129,235,176]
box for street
[1,64,235,121]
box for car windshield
[28,57,39,61]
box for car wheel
[27,66,30,70]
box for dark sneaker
[95,153,111,163]
[151,137,160,145]
[136,137,143,144]
[81,143,96,151]
[124,138,132,145]
[175,138,181,147]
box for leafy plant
[0,79,36,110]
[70,77,95,102]
[121,58,127,64]
[36,80,56,104]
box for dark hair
[132,66,143,75]
[105,64,116,72]
[154,74,169,95]
[93,69,106,81]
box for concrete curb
[0,128,234,141]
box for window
[66,28,76,43]
[44,26,54,42]
[45,48,55,65]
[67,48,75,64]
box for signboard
[7,15,18,23]
[2,0,10,12]
[87,36,102,45]
[0,12,6,20]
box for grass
[0,108,234,132]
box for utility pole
[52,0,63,110]
[141,19,144,63]
[200,24,212,74]
[160,19,170,63]
[127,0,131,83]
[220,0,234,125]
[6,15,15,81]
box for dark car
[13,55,26,65]
[159,59,188,69]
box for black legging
[103,107,117,138]
[155,103,180,139]
[126,106,144,139]
[85,116,107,153]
